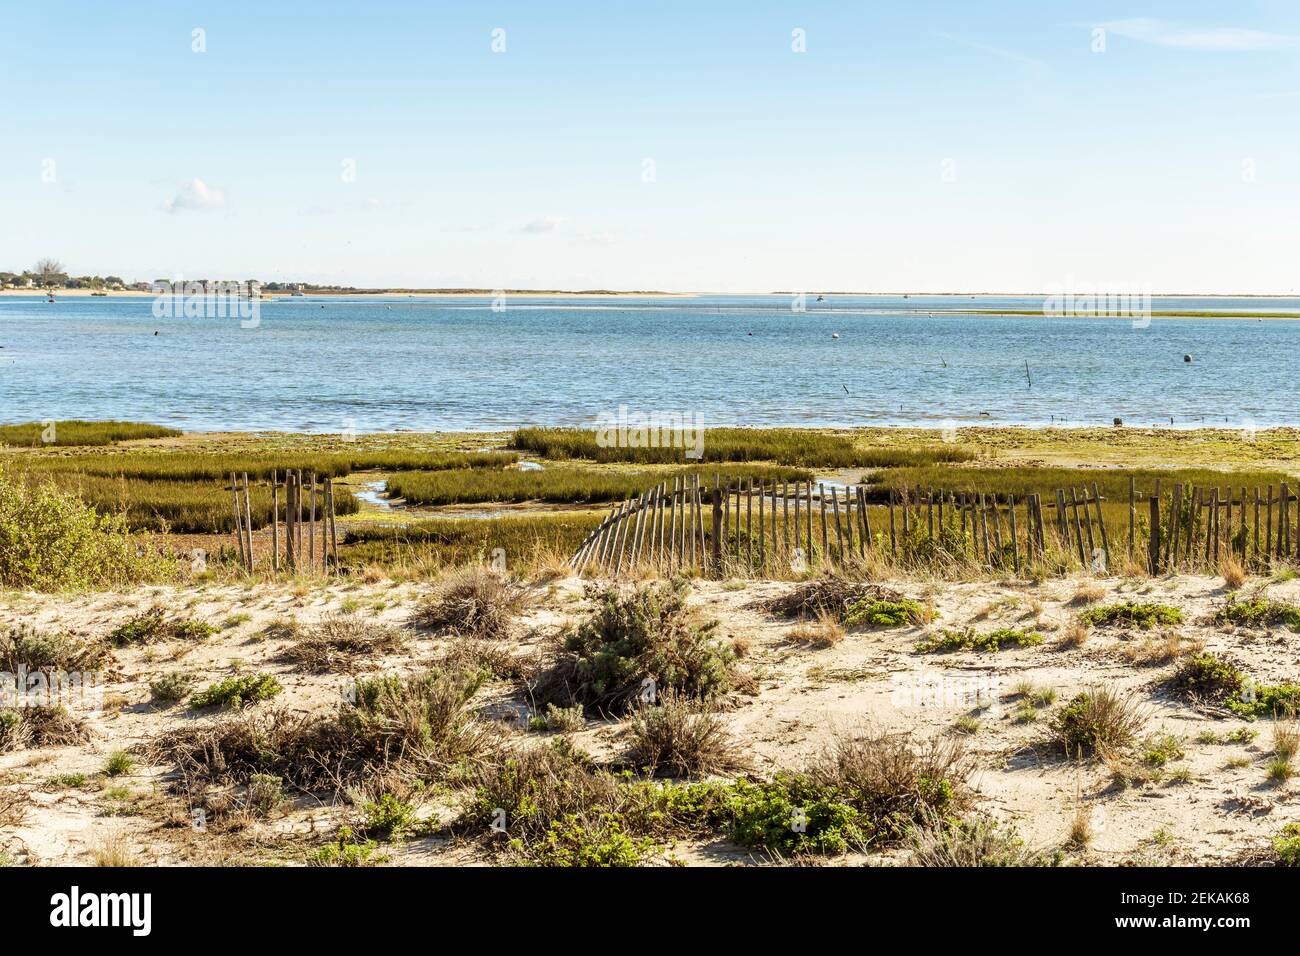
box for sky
[2,1,1299,293]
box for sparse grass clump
[309,826,386,867]
[625,692,743,778]
[105,750,134,776]
[1078,602,1184,630]
[1219,556,1247,589]
[916,627,1042,654]
[1141,733,1185,767]
[531,580,738,715]
[1049,687,1147,757]
[1216,598,1300,631]
[1120,632,1204,667]
[278,615,407,672]
[844,598,930,629]
[413,567,532,640]
[189,673,282,710]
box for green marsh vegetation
[511,427,975,468]
[386,461,811,506]
[0,420,181,447]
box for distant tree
[34,258,65,292]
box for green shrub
[0,624,109,672]
[724,774,869,854]
[149,672,193,704]
[309,826,385,867]
[1167,652,1245,702]
[110,608,214,646]
[1274,823,1300,865]
[532,580,736,714]
[1141,733,1184,767]
[528,703,585,733]
[844,599,930,629]
[1231,682,1300,719]
[1216,599,1300,630]
[0,471,171,590]
[917,627,1043,653]
[189,673,282,710]
[1078,603,1183,629]
[361,793,419,840]
[524,814,658,867]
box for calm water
[2,294,1298,432]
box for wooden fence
[228,470,339,573]
[569,475,1300,578]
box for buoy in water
[1183,354,1192,363]
[1113,418,1123,426]
[831,332,840,339]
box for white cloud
[580,230,617,245]
[521,215,566,234]
[1099,18,1300,51]
[164,178,226,213]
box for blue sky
[2,1,1299,292]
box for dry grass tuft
[278,615,408,672]
[1120,631,1205,667]
[1049,686,1148,757]
[1069,582,1106,606]
[90,832,140,867]
[413,567,533,641]
[785,611,846,648]
[1219,555,1247,590]
[1058,621,1089,649]
[624,692,745,778]
[906,809,1051,866]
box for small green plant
[189,673,282,710]
[49,772,89,788]
[953,715,981,735]
[844,599,930,629]
[917,627,1042,653]
[309,826,386,867]
[1141,733,1184,767]
[1266,758,1293,784]
[149,672,193,704]
[110,609,215,646]
[361,793,419,840]
[1273,823,1300,865]
[1167,652,1245,703]
[524,814,659,867]
[1078,603,1184,629]
[105,750,134,777]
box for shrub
[0,470,172,590]
[528,703,584,733]
[1078,603,1184,629]
[724,774,869,854]
[1049,687,1147,756]
[412,567,532,641]
[764,577,902,620]
[340,669,491,779]
[278,616,407,672]
[531,580,737,714]
[1141,733,1184,767]
[1273,823,1300,866]
[624,692,743,778]
[309,826,385,867]
[916,627,1043,653]
[0,706,88,752]
[110,608,215,646]
[906,810,1056,867]
[149,673,193,705]
[245,773,284,817]
[360,793,419,840]
[844,599,930,629]
[525,814,658,867]
[1216,599,1300,631]
[189,673,282,710]
[1167,652,1245,703]
[0,624,109,673]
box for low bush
[412,567,532,640]
[763,577,901,620]
[0,624,109,673]
[916,627,1043,653]
[531,580,738,715]
[189,673,282,710]
[1216,598,1300,631]
[110,608,215,646]
[1078,603,1184,629]
[844,598,930,628]
[624,692,743,778]
[278,616,407,672]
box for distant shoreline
[3,289,1298,300]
